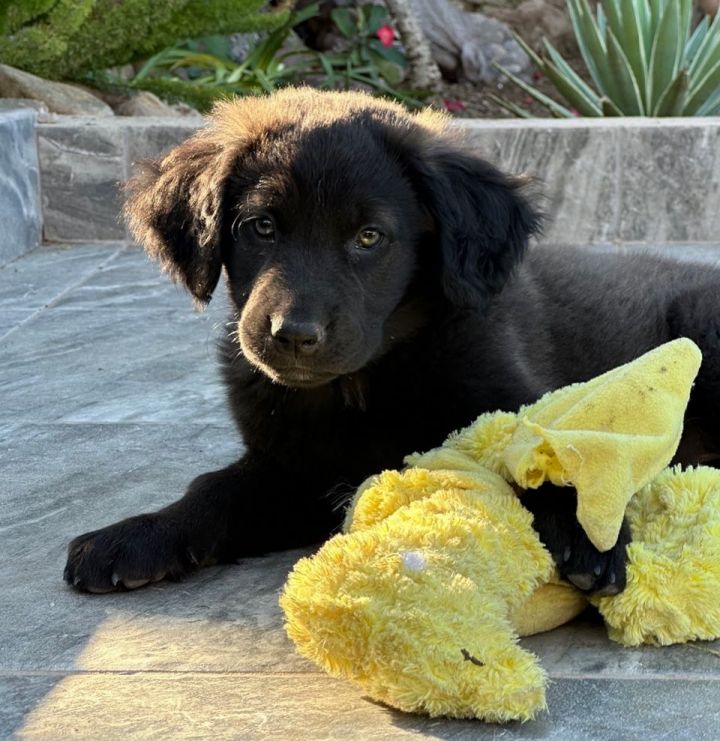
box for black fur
[65,90,720,595]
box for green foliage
[0,0,56,35]
[0,0,288,80]
[497,0,720,117]
[0,1,95,76]
[130,3,320,96]
[326,3,406,88]
[128,3,421,108]
[133,77,232,112]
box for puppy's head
[125,89,541,388]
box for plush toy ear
[124,133,234,305]
[411,146,542,308]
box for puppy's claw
[566,573,595,591]
[593,582,622,597]
[86,583,115,595]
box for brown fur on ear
[124,132,235,305]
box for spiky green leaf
[604,28,645,113]
[679,0,694,55]
[543,39,601,107]
[653,69,689,115]
[685,15,709,65]
[600,96,624,116]
[689,14,720,86]
[633,0,652,58]
[647,0,667,39]
[487,93,535,118]
[600,0,622,42]
[685,56,720,114]
[695,86,720,115]
[647,0,682,107]
[494,62,576,117]
[541,57,602,116]
[512,30,545,70]
[604,0,647,102]
[567,0,608,92]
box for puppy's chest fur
[220,328,475,480]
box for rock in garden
[464,0,574,54]
[412,0,531,83]
[0,64,114,116]
[113,90,180,117]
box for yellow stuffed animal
[280,339,720,722]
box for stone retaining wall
[37,118,198,243]
[0,109,41,265]
[32,116,720,247]
[458,118,720,247]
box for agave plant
[496,0,720,117]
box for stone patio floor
[2,242,720,740]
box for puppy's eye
[356,227,383,249]
[252,217,275,240]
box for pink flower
[377,24,395,47]
[442,98,466,113]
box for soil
[433,0,587,118]
[432,71,574,119]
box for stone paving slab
[1,245,229,424]
[7,673,720,740]
[2,308,228,424]
[2,244,720,738]
[0,242,123,316]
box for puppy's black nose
[270,319,325,355]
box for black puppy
[64,89,719,595]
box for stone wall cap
[33,113,720,132]
[455,116,720,130]
[36,115,205,129]
[0,107,37,124]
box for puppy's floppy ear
[124,134,233,304]
[412,146,542,307]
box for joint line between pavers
[548,671,720,682]
[0,244,126,345]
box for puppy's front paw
[520,485,631,596]
[64,514,198,593]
